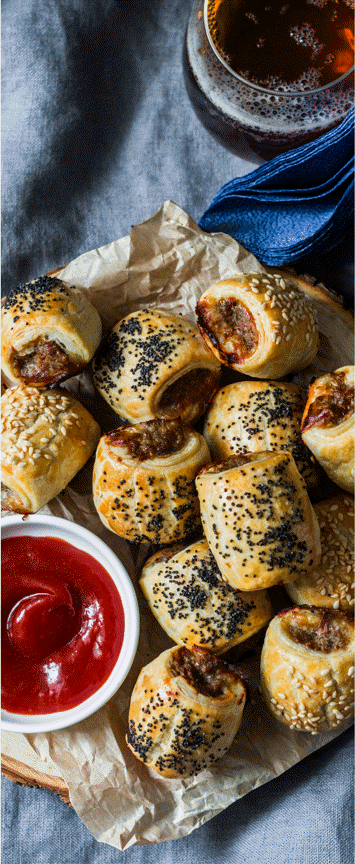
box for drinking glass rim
[203,0,355,97]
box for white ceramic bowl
[1,514,140,733]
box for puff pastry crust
[126,644,247,777]
[92,307,221,424]
[300,366,355,493]
[92,418,211,544]
[285,495,354,611]
[1,384,101,513]
[260,606,354,734]
[203,380,320,491]
[195,272,319,378]
[1,275,102,387]
[196,451,321,591]
[140,539,273,654]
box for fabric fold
[199,110,354,266]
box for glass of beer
[184,0,354,159]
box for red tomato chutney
[1,535,125,714]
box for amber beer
[184,0,355,158]
[209,0,354,91]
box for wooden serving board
[1,269,353,803]
[1,754,70,804]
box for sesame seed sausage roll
[196,452,321,591]
[195,272,319,379]
[285,496,354,612]
[1,385,101,513]
[92,419,211,545]
[203,380,320,492]
[1,275,102,387]
[92,307,221,425]
[301,366,355,493]
[140,539,273,654]
[260,607,355,734]
[126,644,247,778]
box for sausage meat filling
[158,369,219,418]
[198,453,254,477]
[282,608,350,653]
[169,645,240,698]
[302,372,354,431]
[1,483,25,513]
[196,297,258,364]
[107,419,188,461]
[11,338,80,385]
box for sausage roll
[1,275,102,387]
[126,644,247,778]
[196,451,321,591]
[1,385,101,513]
[140,539,273,654]
[92,418,211,544]
[203,380,320,491]
[300,366,355,493]
[285,495,354,612]
[260,606,354,734]
[92,307,221,424]
[195,272,319,378]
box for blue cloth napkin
[199,110,354,267]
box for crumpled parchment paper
[2,201,352,850]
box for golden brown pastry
[1,275,102,386]
[203,380,320,491]
[140,539,273,654]
[92,418,211,544]
[260,606,354,734]
[285,495,354,611]
[300,366,355,493]
[196,451,321,591]
[1,384,101,513]
[195,272,319,378]
[126,644,247,777]
[92,307,221,424]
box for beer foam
[238,68,323,93]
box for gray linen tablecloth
[1,1,354,861]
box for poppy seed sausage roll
[203,380,320,491]
[1,275,102,387]
[285,495,355,612]
[92,307,221,424]
[301,366,355,493]
[140,539,273,654]
[260,607,355,734]
[1,385,101,513]
[196,452,321,591]
[126,644,247,778]
[92,418,211,544]
[195,272,319,378]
